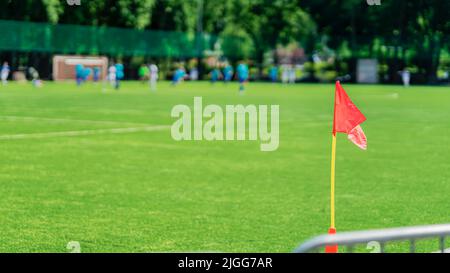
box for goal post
[53,55,108,81]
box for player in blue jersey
[172,67,186,85]
[223,63,233,84]
[236,62,249,92]
[269,65,278,83]
[93,67,101,82]
[210,67,221,84]
[115,62,124,90]
[75,64,84,86]
[83,67,92,82]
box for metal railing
[294,223,450,253]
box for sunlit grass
[0,81,448,252]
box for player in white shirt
[149,64,158,91]
[1,62,10,85]
[108,64,116,87]
[281,65,289,84]
[400,68,410,87]
[288,65,296,84]
[189,67,199,81]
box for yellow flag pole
[330,134,336,229]
[325,133,338,253]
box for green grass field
[0,81,449,253]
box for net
[0,20,243,58]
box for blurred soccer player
[138,64,149,84]
[269,65,278,82]
[172,66,186,86]
[400,68,410,87]
[189,67,199,81]
[1,62,10,85]
[28,66,42,87]
[75,64,84,86]
[281,65,289,84]
[210,67,221,84]
[223,63,233,83]
[149,63,158,91]
[108,63,116,87]
[83,67,92,82]
[288,65,296,84]
[236,62,249,92]
[93,67,101,82]
[115,62,124,90]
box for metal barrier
[294,223,450,253]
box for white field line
[357,92,399,99]
[0,115,150,127]
[0,125,170,140]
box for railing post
[410,239,416,253]
[439,236,445,253]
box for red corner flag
[325,81,367,253]
[333,81,367,149]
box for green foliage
[117,0,155,29]
[301,0,450,82]
[42,0,63,24]
[0,0,448,81]
[148,0,197,32]
[219,25,255,60]
[230,0,316,61]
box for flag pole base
[325,228,338,253]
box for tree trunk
[428,36,441,83]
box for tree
[231,0,316,75]
[0,0,61,23]
[58,0,155,29]
[148,0,196,32]
[301,0,450,83]
[407,0,449,82]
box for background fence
[0,20,235,57]
[0,20,249,79]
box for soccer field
[0,81,449,252]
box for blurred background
[0,0,448,84]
